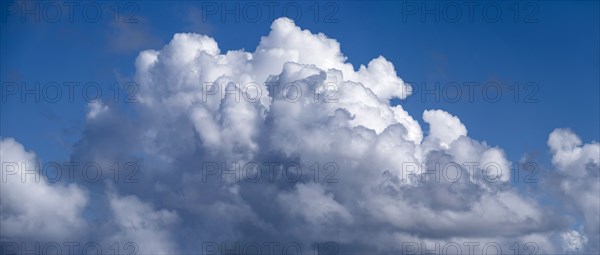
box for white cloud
[277,182,353,226]
[104,188,179,254]
[117,17,562,252]
[0,138,88,241]
[423,109,467,149]
[549,128,599,178]
[561,230,588,252]
[86,100,109,120]
[549,129,599,252]
[3,18,598,254]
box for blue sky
[1,1,599,253]
[2,1,598,164]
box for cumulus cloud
[86,100,109,120]
[116,17,571,252]
[2,18,599,254]
[104,187,180,254]
[423,109,467,149]
[548,129,600,252]
[0,138,88,242]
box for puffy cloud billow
[1,18,599,254]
